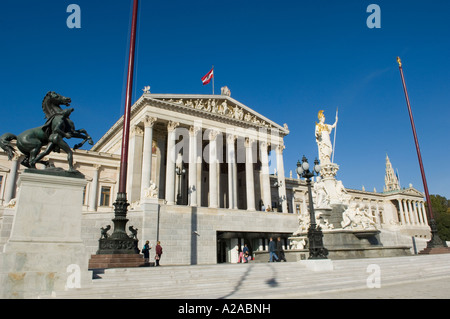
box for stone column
[276,144,288,213]
[407,200,415,224]
[127,125,144,203]
[88,164,100,211]
[141,116,157,199]
[245,138,256,211]
[209,130,219,208]
[196,148,202,207]
[291,194,296,214]
[226,134,237,209]
[3,155,19,204]
[402,199,411,225]
[413,200,422,225]
[420,201,428,226]
[189,126,200,207]
[165,121,179,205]
[260,141,271,212]
[398,199,406,225]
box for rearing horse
[0,91,94,172]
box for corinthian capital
[144,116,157,128]
[245,137,255,148]
[131,125,144,136]
[276,143,285,154]
[259,140,270,150]
[208,129,220,141]
[167,121,180,132]
[189,125,201,137]
[226,134,237,144]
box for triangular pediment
[400,187,425,198]
[385,186,424,198]
[91,92,289,152]
[144,94,289,134]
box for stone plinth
[0,171,92,298]
[419,247,450,255]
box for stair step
[42,254,450,299]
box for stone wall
[78,202,298,266]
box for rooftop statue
[0,91,93,173]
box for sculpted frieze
[159,97,271,128]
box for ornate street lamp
[176,165,186,205]
[296,155,329,259]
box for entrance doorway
[216,231,291,263]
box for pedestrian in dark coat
[276,237,287,262]
[142,240,151,263]
[155,241,163,266]
[268,237,278,262]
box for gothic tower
[384,154,400,192]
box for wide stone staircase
[43,254,450,299]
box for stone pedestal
[0,171,92,298]
[320,163,341,205]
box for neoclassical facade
[91,92,290,213]
[0,89,431,264]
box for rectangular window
[82,185,86,205]
[100,186,111,206]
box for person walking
[155,241,163,266]
[142,240,151,264]
[242,244,250,263]
[268,237,278,262]
[276,237,287,262]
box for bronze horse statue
[0,91,94,172]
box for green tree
[428,195,450,241]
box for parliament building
[0,88,431,265]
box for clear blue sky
[1,0,449,198]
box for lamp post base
[96,237,140,255]
[308,225,329,259]
[94,192,140,256]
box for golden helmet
[318,110,325,120]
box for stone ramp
[43,254,450,299]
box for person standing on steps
[142,240,151,264]
[276,237,287,262]
[268,237,278,262]
[155,241,163,266]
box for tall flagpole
[119,0,139,194]
[97,0,140,256]
[397,57,447,251]
[212,65,215,95]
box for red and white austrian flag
[201,67,214,85]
